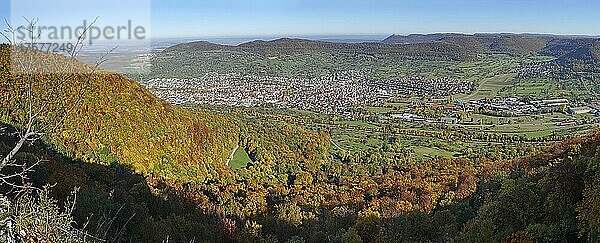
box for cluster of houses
[372,77,474,98]
[144,68,600,129]
[512,61,575,79]
[145,71,374,114]
[144,71,473,115]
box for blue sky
[1,0,600,40]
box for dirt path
[226,145,240,166]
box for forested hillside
[151,36,600,81]
[0,44,239,182]
[168,38,469,60]
[2,119,600,242]
[2,44,600,242]
[383,33,552,55]
[150,38,472,79]
[384,33,600,69]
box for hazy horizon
[2,0,600,40]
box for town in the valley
[144,69,600,129]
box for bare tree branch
[0,18,114,191]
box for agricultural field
[460,74,516,100]
[172,51,600,164]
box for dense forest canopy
[1,36,600,242]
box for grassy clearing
[413,146,457,159]
[229,147,252,169]
[333,129,384,152]
[498,77,593,99]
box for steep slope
[384,33,551,56]
[4,110,600,242]
[0,125,224,242]
[593,40,600,61]
[0,44,239,183]
[541,38,600,69]
[489,36,549,55]
[384,33,600,69]
[456,131,600,242]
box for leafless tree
[0,17,114,191]
[0,17,117,242]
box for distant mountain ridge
[383,33,600,68]
[382,33,600,44]
[164,37,470,60]
[161,33,600,73]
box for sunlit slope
[0,44,238,182]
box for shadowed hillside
[3,123,600,242]
[0,124,224,242]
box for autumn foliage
[2,44,600,242]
